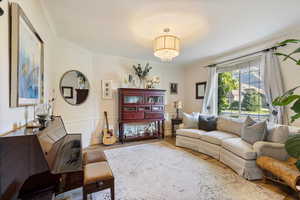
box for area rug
[57,141,284,200]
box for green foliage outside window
[230,101,239,110]
[241,91,261,112]
[218,72,238,113]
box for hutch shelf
[118,88,166,143]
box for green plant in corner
[285,135,300,170]
[272,39,300,123]
[272,39,300,171]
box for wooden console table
[118,88,166,143]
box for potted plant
[272,39,300,170]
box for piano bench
[83,161,115,200]
[83,150,107,165]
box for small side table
[171,118,183,137]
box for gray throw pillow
[241,116,267,145]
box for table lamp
[174,101,183,119]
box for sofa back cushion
[241,116,267,145]
[182,112,200,129]
[266,124,289,144]
[198,114,217,131]
[216,116,244,136]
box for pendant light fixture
[153,28,180,62]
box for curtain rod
[204,44,286,68]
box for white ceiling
[42,0,300,64]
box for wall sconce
[0,0,4,16]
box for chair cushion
[84,162,113,185]
[201,131,238,145]
[83,150,107,165]
[198,114,217,131]
[217,116,244,136]
[176,129,207,139]
[222,138,257,160]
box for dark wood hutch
[118,88,166,143]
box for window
[217,58,270,121]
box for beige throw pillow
[182,112,199,129]
[267,125,289,144]
[217,116,244,136]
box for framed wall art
[196,82,206,99]
[170,83,178,95]
[10,3,44,107]
[62,87,73,99]
[102,80,113,99]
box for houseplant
[272,39,300,170]
[272,39,300,123]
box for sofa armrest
[253,141,288,161]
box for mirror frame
[59,70,90,106]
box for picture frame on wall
[62,87,73,99]
[196,82,206,99]
[102,80,113,99]
[170,83,178,95]
[10,3,44,107]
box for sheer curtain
[202,67,218,115]
[261,50,289,124]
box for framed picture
[102,80,113,99]
[62,87,73,99]
[196,82,206,99]
[170,83,178,95]
[10,3,44,107]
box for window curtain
[261,50,289,125]
[202,67,218,115]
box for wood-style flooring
[85,137,299,200]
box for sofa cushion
[222,138,257,160]
[267,124,289,144]
[217,116,244,136]
[201,131,238,145]
[241,116,267,145]
[182,112,200,128]
[176,129,207,139]
[198,114,217,131]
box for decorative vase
[139,77,146,89]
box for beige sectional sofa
[176,116,300,180]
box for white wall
[0,0,56,133]
[0,0,185,147]
[184,30,300,126]
[53,39,185,147]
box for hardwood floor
[85,137,299,200]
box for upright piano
[0,116,83,200]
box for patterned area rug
[57,142,284,200]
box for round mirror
[59,70,90,105]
